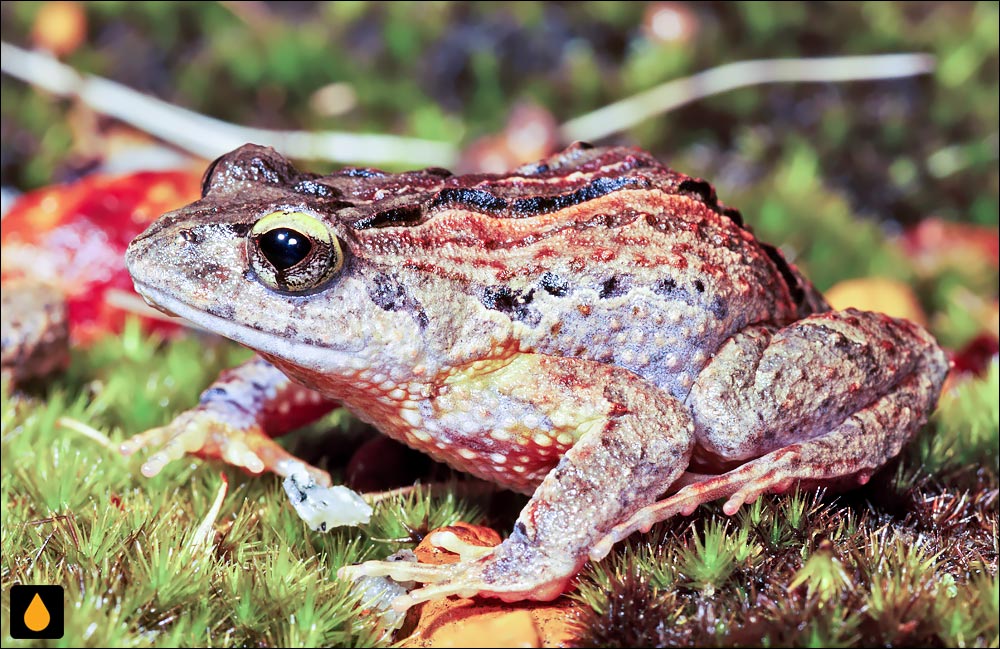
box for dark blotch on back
[722,207,744,227]
[540,272,570,297]
[678,178,745,229]
[480,286,539,325]
[432,188,508,213]
[677,178,717,206]
[511,176,644,216]
[421,175,650,221]
[599,275,632,299]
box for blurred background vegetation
[2,1,996,221]
[3,1,997,349]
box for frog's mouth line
[130,280,360,371]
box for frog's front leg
[339,354,695,610]
[592,308,949,557]
[120,356,337,483]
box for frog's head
[126,145,435,383]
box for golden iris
[248,211,344,293]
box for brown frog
[122,143,949,610]
[1,280,69,387]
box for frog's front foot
[120,357,335,484]
[120,407,331,485]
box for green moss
[575,495,997,647]
[0,324,489,648]
[918,359,1000,479]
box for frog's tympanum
[124,143,949,611]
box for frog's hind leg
[590,309,949,560]
[339,354,697,610]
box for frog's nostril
[179,229,199,244]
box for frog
[1,279,69,387]
[122,142,949,611]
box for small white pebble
[283,470,372,531]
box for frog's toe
[249,440,333,486]
[723,475,797,515]
[121,411,332,485]
[339,525,509,611]
[341,546,574,612]
[340,559,489,612]
[389,579,483,612]
[119,417,210,477]
[385,558,571,612]
[338,559,459,585]
[424,528,495,562]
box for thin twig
[3,40,936,165]
[102,289,212,333]
[0,41,458,168]
[560,53,936,142]
[57,416,114,450]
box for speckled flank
[124,143,951,609]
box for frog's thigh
[343,354,696,608]
[590,309,949,558]
[690,308,948,462]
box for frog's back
[321,144,827,400]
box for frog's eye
[248,211,344,293]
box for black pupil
[258,228,311,270]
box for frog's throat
[131,280,363,373]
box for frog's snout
[124,227,180,318]
[126,260,180,318]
